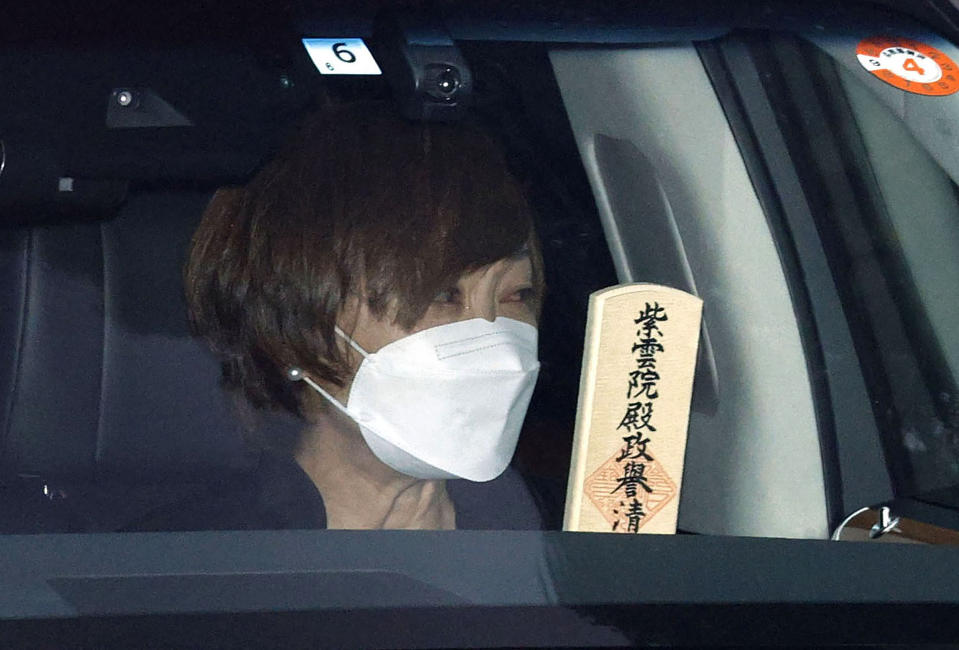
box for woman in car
[147,101,548,530]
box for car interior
[0,17,623,536]
[3,0,959,542]
[3,1,959,645]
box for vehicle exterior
[1,0,959,646]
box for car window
[0,37,618,535]
[838,53,959,495]
[745,32,959,501]
[4,3,959,539]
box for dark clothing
[129,453,558,531]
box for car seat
[0,191,316,532]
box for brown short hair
[185,101,543,418]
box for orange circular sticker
[857,36,959,96]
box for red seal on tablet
[584,453,677,533]
[857,36,959,96]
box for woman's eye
[433,288,461,304]
[502,287,535,303]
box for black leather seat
[0,191,297,533]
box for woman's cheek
[500,301,537,326]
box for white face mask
[288,317,540,481]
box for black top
[129,453,560,531]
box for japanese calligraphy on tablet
[856,36,959,96]
[302,38,383,76]
[564,284,702,535]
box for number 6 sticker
[302,38,383,76]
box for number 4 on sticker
[903,58,925,75]
[856,36,959,96]
[302,38,383,76]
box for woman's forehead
[459,252,532,280]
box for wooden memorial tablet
[563,284,703,534]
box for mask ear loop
[286,328,368,417]
[286,366,354,417]
[334,325,370,358]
